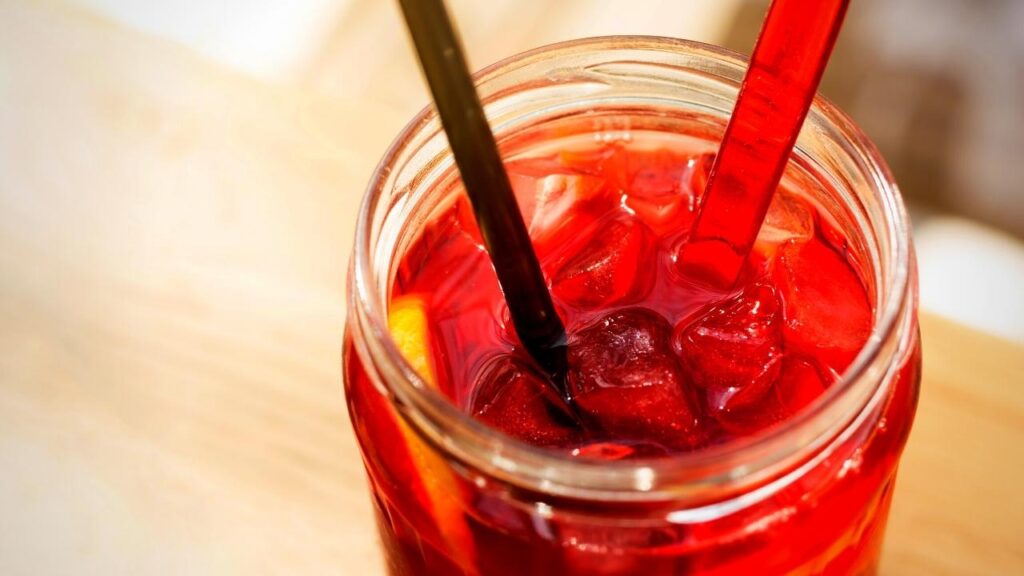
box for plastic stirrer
[396,0,571,398]
[678,0,850,288]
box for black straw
[396,0,570,398]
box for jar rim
[349,36,913,504]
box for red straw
[678,0,850,288]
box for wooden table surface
[1,2,1022,574]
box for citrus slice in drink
[387,294,478,570]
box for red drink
[345,38,920,576]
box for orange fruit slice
[388,295,477,570]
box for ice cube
[774,357,828,414]
[676,284,783,415]
[622,149,696,234]
[773,237,872,374]
[627,148,690,197]
[551,214,655,309]
[756,190,815,248]
[556,145,624,177]
[504,158,613,256]
[567,308,702,450]
[708,391,786,437]
[471,355,581,448]
[530,174,606,233]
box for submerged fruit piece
[567,308,701,450]
[389,295,436,385]
[676,284,783,415]
[773,237,872,374]
[471,355,581,447]
[387,295,476,567]
[552,214,655,309]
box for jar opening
[349,36,914,506]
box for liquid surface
[392,136,873,457]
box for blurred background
[1,0,1022,574]
[14,0,1019,340]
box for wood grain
[1,1,1021,574]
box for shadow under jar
[344,37,921,576]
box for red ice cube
[708,392,787,438]
[551,214,655,309]
[504,158,614,259]
[471,356,581,448]
[676,284,783,415]
[774,357,828,414]
[756,190,816,249]
[620,148,696,234]
[773,237,872,375]
[568,143,628,190]
[567,308,701,450]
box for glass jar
[344,36,920,575]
